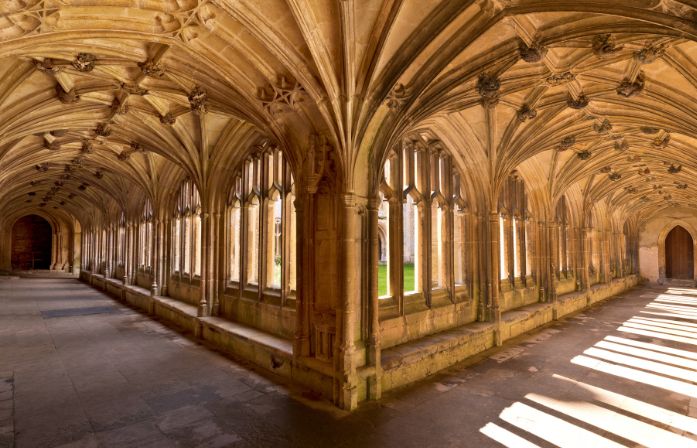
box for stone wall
[639,207,697,283]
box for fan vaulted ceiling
[1,0,696,225]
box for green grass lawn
[378,263,415,296]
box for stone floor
[2,277,697,448]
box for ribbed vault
[0,0,696,233]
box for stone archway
[11,215,53,270]
[658,220,697,283]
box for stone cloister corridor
[4,0,697,446]
[3,275,697,447]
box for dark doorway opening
[11,215,53,270]
[666,225,694,280]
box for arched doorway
[666,225,694,280]
[11,215,53,270]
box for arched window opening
[498,173,529,286]
[117,212,126,268]
[227,146,296,296]
[377,137,472,311]
[139,199,153,269]
[172,179,201,277]
[555,196,571,277]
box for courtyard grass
[378,263,415,296]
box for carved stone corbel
[303,134,332,194]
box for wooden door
[666,226,694,279]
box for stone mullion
[123,222,131,284]
[151,217,161,296]
[420,148,431,305]
[395,150,405,315]
[260,194,270,297]
[536,220,547,301]
[504,215,514,285]
[488,211,501,341]
[516,216,526,283]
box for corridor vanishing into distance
[3,276,697,448]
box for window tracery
[172,179,201,277]
[227,146,296,296]
[377,137,471,310]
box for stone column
[337,193,361,410]
[488,211,501,343]
[198,209,210,317]
[293,193,311,357]
[366,196,381,400]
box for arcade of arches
[1,1,697,411]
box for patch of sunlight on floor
[525,392,697,448]
[479,423,540,448]
[630,317,697,332]
[618,325,697,345]
[553,374,697,436]
[499,402,625,448]
[582,346,697,382]
[604,335,697,360]
[481,285,697,447]
[594,340,697,370]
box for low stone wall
[79,271,336,403]
[379,275,638,397]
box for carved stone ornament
[577,149,592,160]
[545,71,575,86]
[640,126,660,134]
[72,53,97,72]
[95,123,111,137]
[160,112,176,125]
[304,134,332,194]
[668,164,682,174]
[617,73,644,97]
[43,138,60,151]
[81,140,94,154]
[516,104,537,122]
[653,133,670,148]
[56,84,79,104]
[592,34,623,57]
[634,45,664,64]
[614,139,629,152]
[476,73,500,108]
[566,93,589,109]
[188,86,207,112]
[34,58,59,73]
[385,83,410,110]
[519,42,547,63]
[120,82,148,96]
[558,135,576,151]
[257,76,305,114]
[593,119,612,134]
[138,60,166,78]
